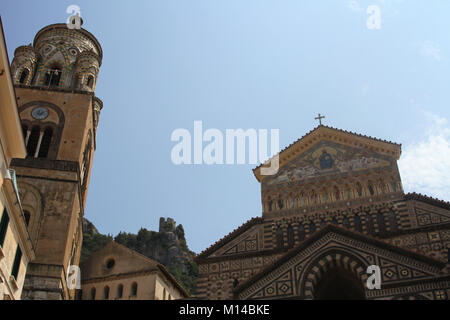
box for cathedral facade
[9,22,103,300]
[195,125,450,300]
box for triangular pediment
[195,217,264,260]
[234,225,445,300]
[254,125,401,182]
[263,139,396,187]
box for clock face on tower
[31,107,49,120]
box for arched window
[103,286,110,300]
[390,180,397,192]
[87,75,94,88]
[268,200,273,212]
[289,197,295,209]
[356,182,363,197]
[300,193,306,206]
[376,212,386,235]
[309,222,316,233]
[116,284,123,299]
[26,126,41,157]
[297,224,306,242]
[365,213,374,234]
[287,225,294,248]
[163,288,166,300]
[388,211,398,232]
[345,185,352,200]
[368,181,375,196]
[311,190,318,204]
[38,127,53,158]
[354,215,363,232]
[322,189,329,202]
[19,69,29,84]
[379,180,387,194]
[342,216,350,229]
[44,67,62,87]
[24,210,31,227]
[131,282,138,296]
[334,186,340,200]
[275,226,283,249]
[278,198,284,210]
[90,287,96,300]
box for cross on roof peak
[315,113,325,126]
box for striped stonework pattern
[268,202,404,250]
[237,231,443,300]
[196,254,282,300]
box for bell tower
[10,22,103,300]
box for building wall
[81,273,185,300]
[154,273,183,300]
[0,197,30,300]
[0,18,33,300]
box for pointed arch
[287,224,295,248]
[309,221,316,234]
[342,216,351,229]
[19,68,29,84]
[297,223,306,242]
[334,186,340,200]
[367,181,375,196]
[277,197,284,210]
[388,210,398,232]
[376,211,387,235]
[87,75,94,88]
[365,212,375,235]
[356,182,363,197]
[268,198,273,212]
[275,226,284,249]
[44,64,62,87]
[353,215,363,233]
[344,184,352,200]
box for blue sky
[1,1,449,253]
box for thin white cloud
[419,41,442,61]
[399,112,450,201]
